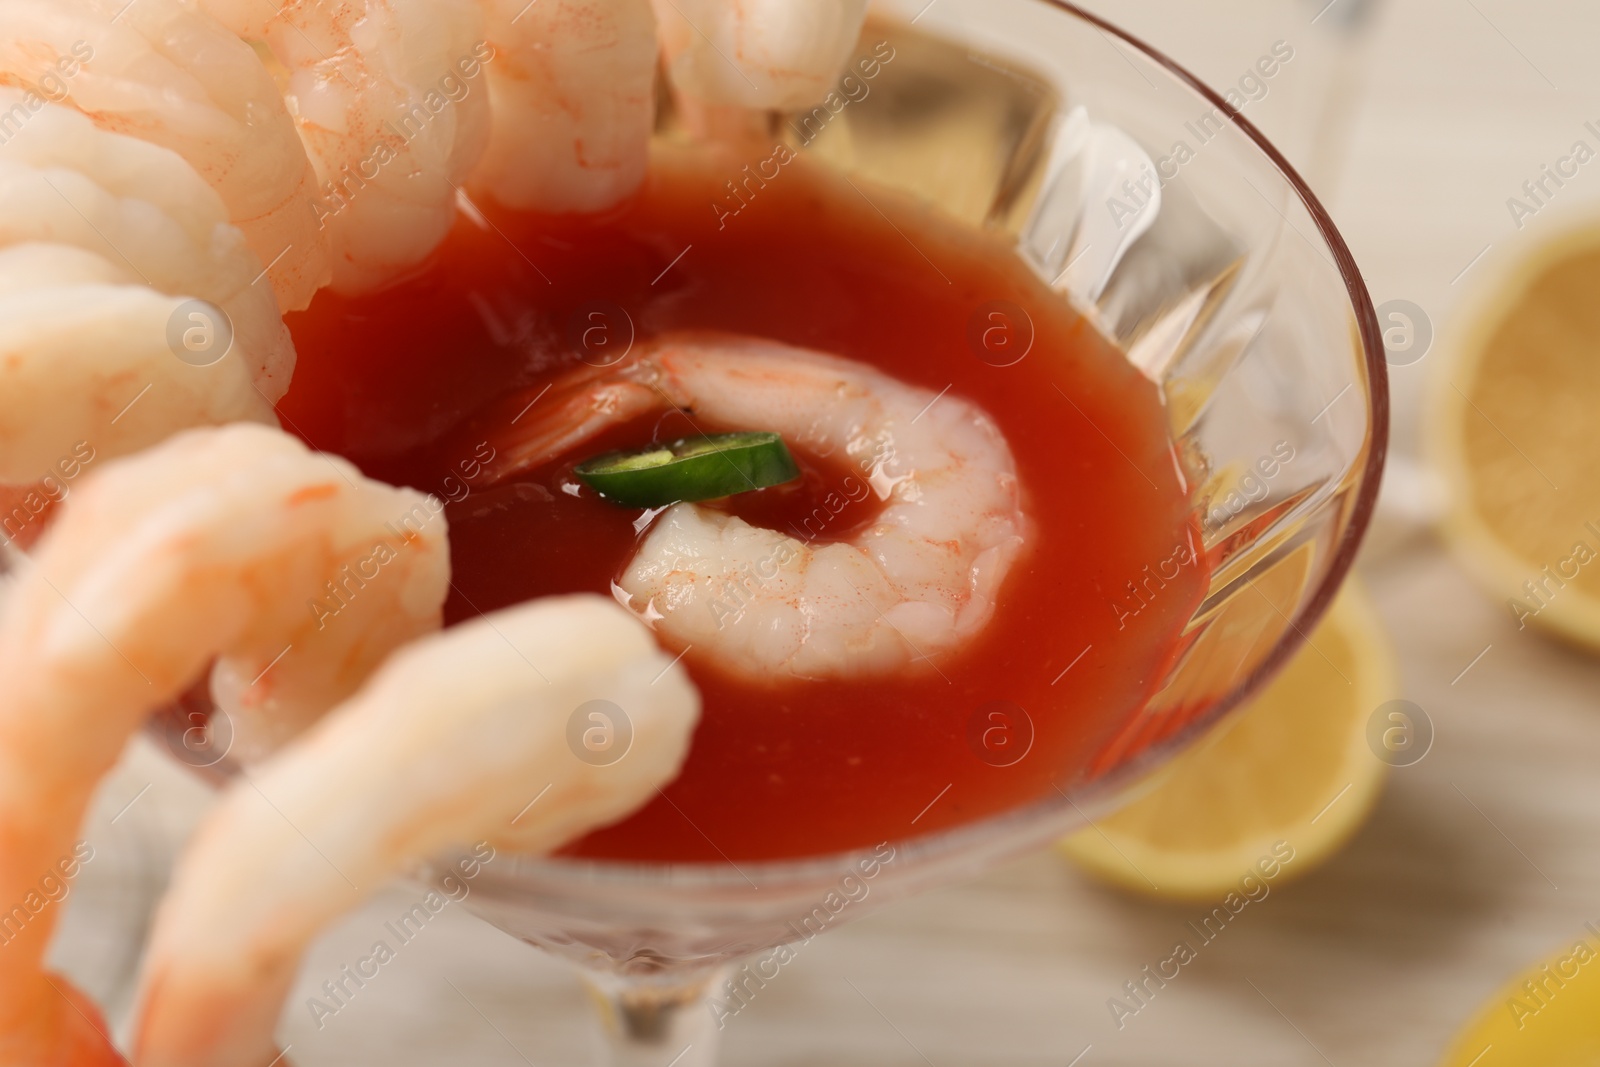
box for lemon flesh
[1429,228,1600,649]
[1439,933,1600,1067]
[1059,582,1395,899]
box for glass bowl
[422,2,1389,1064]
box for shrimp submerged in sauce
[482,334,1032,682]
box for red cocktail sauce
[281,149,1206,861]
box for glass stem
[580,964,734,1067]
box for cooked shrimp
[652,0,870,113]
[0,972,122,1067]
[28,423,447,755]
[0,0,333,311]
[471,0,657,212]
[0,93,296,401]
[134,594,698,1067]
[0,480,50,553]
[0,423,450,1062]
[199,0,493,294]
[480,334,1029,681]
[0,240,125,291]
[0,243,275,487]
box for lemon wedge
[1439,932,1600,1066]
[1058,581,1396,899]
[1428,225,1600,649]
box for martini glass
[415,2,1389,1065]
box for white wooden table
[52,1,1600,1063]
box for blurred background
[55,1,1600,1063]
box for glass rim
[480,0,1391,895]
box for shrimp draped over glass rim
[477,334,1033,682]
[0,424,452,1065]
[653,0,873,112]
[134,595,698,1067]
[0,90,291,468]
[0,0,878,1060]
[0,427,698,1064]
[197,0,496,294]
[0,0,334,311]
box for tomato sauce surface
[279,146,1206,862]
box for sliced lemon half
[1058,581,1397,899]
[1439,932,1600,1066]
[1427,224,1600,650]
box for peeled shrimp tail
[0,424,448,1057]
[459,359,663,485]
[0,0,333,311]
[473,0,658,213]
[134,596,699,1067]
